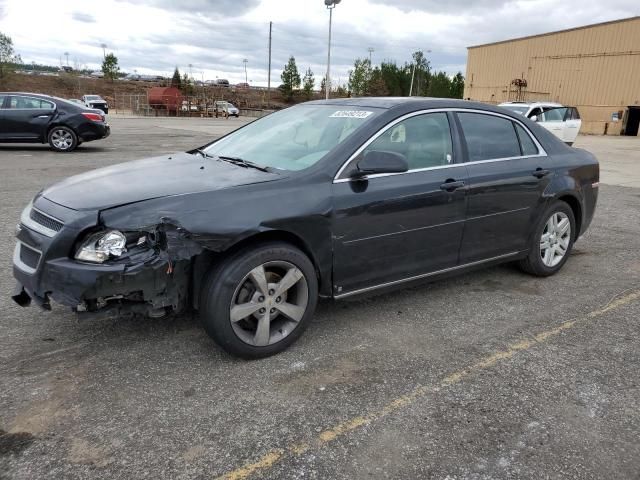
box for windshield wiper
[192,148,215,159]
[217,155,271,173]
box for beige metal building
[464,16,640,135]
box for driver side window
[362,113,453,171]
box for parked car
[0,92,110,152]
[499,102,581,145]
[82,95,109,114]
[214,101,239,117]
[216,79,230,87]
[67,98,85,106]
[236,82,250,90]
[11,98,598,358]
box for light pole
[367,47,374,64]
[64,52,69,66]
[100,43,107,59]
[324,0,341,100]
[243,58,248,84]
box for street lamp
[100,43,107,59]
[324,0,341,100]
[243,58,248,84]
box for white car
[499,102,581,146]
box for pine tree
[280,56,301,101]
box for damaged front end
[12,196,204,320]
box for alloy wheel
[540,211,571,267]
[51,129,73,150]
[229,261,309,346]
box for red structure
[148,87,182,114]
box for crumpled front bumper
[11,196,186,315]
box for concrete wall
[464,16,640,135]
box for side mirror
[354,150,408,177]
[530,115,538,122]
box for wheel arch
[555,193,583,239]
[46,123,79,144]
[191,229,328,310]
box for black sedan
[0,92,110,152]
[11,98,599,358]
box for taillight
[82,112,103,122]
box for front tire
[200,242,318,359]
[518,200,575,276]
[48,126,78,152]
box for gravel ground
[1,120,639,480]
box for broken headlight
[75,230,147,263]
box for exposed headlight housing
[75,230,128,263]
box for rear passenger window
[9,96,54,110]
[515,123,539,156]
[458,113,521,162]
[571,108,581,120]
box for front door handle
[532,168,551,178]
[440,179,465,191]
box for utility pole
[368,47,374,64]
[101,43,107,59]
[243,58,248,84]
[267,21,272,108]
[64,52,69,67]
[409,62,415,96]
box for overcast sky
[0,0,637,85]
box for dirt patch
[68,438,113,467]
[0,429,35,456]
[183,445,206,462]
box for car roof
[499,101,564,108]
[304,97,530,116]
[0,92,55,99]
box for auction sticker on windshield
[329,110,374,118]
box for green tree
[348,58,372,96]
[101,52,119,81]
[449,72,465,99]
[181,72,194,95]
[410,50,431,96]
[280,56,301,101]
[302,67,315,100]
[319,75,327,96]
[0,32,18,79]
[368,67,389,96]
[171,67,182,88]
[427,71,452,98]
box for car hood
[42,152,281,211]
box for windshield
[501,105,528,115]
[85,95,101,101]
[203,105,381,171]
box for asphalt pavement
[1,118,639,479]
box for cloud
[124,0,260,16]
[369,0,510,13]
[1,0,638,85]
[72,11,96,23]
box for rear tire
[518,200,575,277]
[200,242,318,359]
[48,126,78,152]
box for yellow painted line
[215,289,640,480]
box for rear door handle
[532,168,551,178]
[440,179,465,191]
